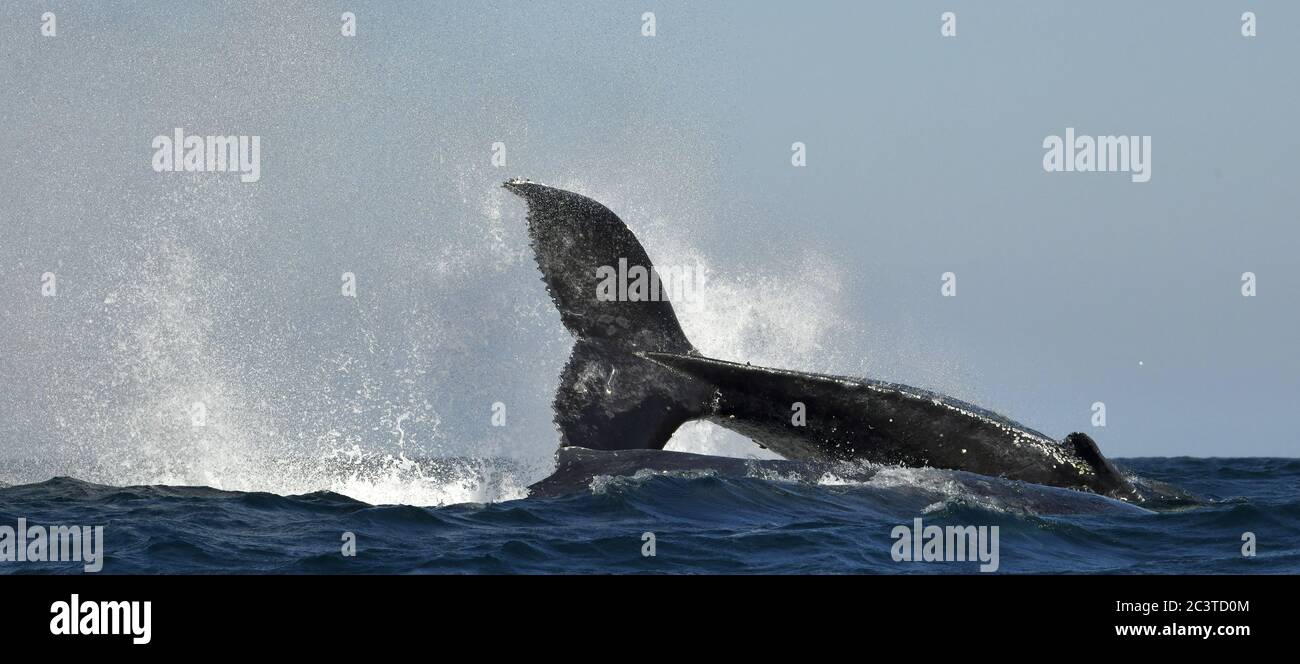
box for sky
[1,1,1296,486]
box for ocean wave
[0,457,1295,574]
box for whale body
[504,179,1182,505]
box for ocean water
[1,456,1295,574]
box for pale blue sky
[1,1,1296,470]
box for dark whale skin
[504,180,1185,506]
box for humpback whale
[504,179,1166,504]
[526,447,1152,515]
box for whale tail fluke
[503,180,713,450]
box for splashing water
[5,158,872,505]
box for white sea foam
[303,448,532,506]
[866,466,1014,514]
[588,468,719,495]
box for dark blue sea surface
[0,457,1296,574]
